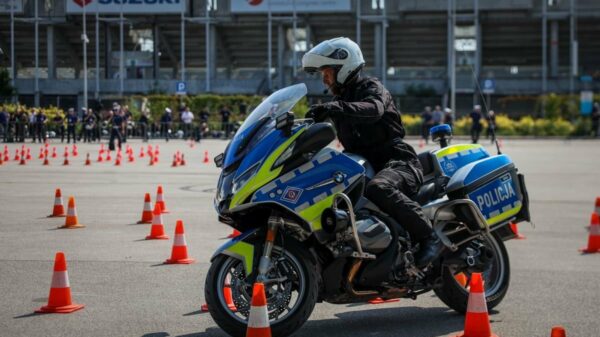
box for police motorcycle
[205,83,530,337]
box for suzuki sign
[66,0,185,14]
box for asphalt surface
[1,138,599,337]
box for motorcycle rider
[301,37,444,268]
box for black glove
[306,104,332,122]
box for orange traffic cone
[85,153,91,166]
[26,148,32,160]
[137,193,153,224]
[105,150,112,161]
[72,144,78,157]
[156,185,170,213]
[35,252,84,314]
[180,154,186,166]
[48,189,66,217]
[164,220,195,264]
[139,146,145,158]
[203,150,210,164]
[171,154,178,167]
[60,196,85,229]
[595,197,600,216]
[454,272,468,288]
[368,297,400,305]
[246,282,271,337]
[454,273,497,337]
[201,274,237,313]
[149,154,155,166]
[580,213,600,254]
[0,154,3,165]
[128,153,135,163]
[146,203,169,240]
[13,148,19,161]
[39,147,44,159]
[153,154,159,164]
[43,154,50,166]
[509,222,526,240]
[63,153,69,166]
[3,149,9,162]
[114,156,121,166]
[147,144,153,157]
[550,326,566,337]
[227,229,242,238]
[154,145,160,156]
[51,147,57,158]
[19,153,26,165]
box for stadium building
[1,0,599,113]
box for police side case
[433,144,490,178]
[445,154,530,227]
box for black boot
[415,234,445,268]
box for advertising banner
[66,0,185,14]
[231,0,351,13]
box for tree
[0,67,16,98]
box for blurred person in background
[486,110,497,143]
[33,108,47,143]
[139,108,150,142]
[160,107,172,142]
[591,102,599,138]
[0,105,8,142]
[420,106,433,144]
[122,105,132,143]
[443,107,454,130]
[66,108,78,143]
[432,105,444,126]
[83,108,96,143]
[181,106,194,139]
[52,111,65,142]
[470,105,482,144]
[219,105,231,138]
[109,105,124,151]
[16,109,27,142]
[28,109,36,140]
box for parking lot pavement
[1,138,599,337]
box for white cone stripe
[143,202,152,211]
[67,207,77,217]
[157,194,164,202]
[152,214,163,225]
[54,197,63,205]
[466,292,488,314]
[50,271,70,288]
[174,234,187,246]
[247,305,270,328]
[590,225,600,236]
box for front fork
[256,215,283,283]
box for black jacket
[326,76,420,172]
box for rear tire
[205,238,319,337]
[434,232,510,314]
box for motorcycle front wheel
[204,238,319,337]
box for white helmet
[302,37,365,86]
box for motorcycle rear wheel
[434,231,510,314]
[204,238,319,337]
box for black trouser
[1,123,7,142]
[67,125,76,143]
[139,123,148,141]
[365,159,432,243]
[470,125,481,144]
[84,127,93,142]
[57,126,65,142]
[16,123,25,142]
[109,127,122,151]
[160,123,170,141]
[486,127,496,142]
[35,124,45,143]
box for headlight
[232,163,260,194]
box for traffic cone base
[509,222,526,240]
[145,231,169,240]
[36,301,85,314]
[201,303,209,312]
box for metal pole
[119,7,124,96]
[95,11,100,100]
[267,1,272,92]
[542,0,547,118]
[474,0,481,107]
[205,0,210,91]
[356,0,361,45]
[382,4,387,86]
[34,0,39,106]
[10,0,15,102]
[569,0,576,95]
[450,0,456,115]
[180,3,185,82]
[83,2,88,109]
[292,0,297,78]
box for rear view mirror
[214,153,224,168]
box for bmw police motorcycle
[205,83,530,337]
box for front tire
[434,232,510,314]
[205,238,319,337]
